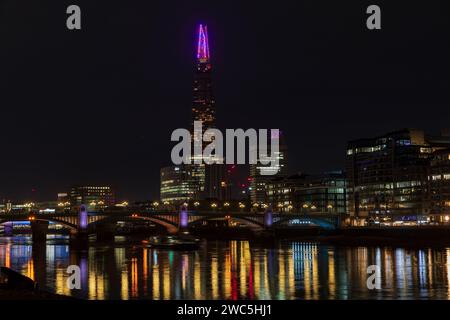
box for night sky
[1,0,449,202]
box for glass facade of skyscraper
[160,166,197,204]
[346,128,450,221]
[429,148,450,222]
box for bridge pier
[30,220,49,242]
[178,205,188,233]
[95,223,116,242]
[264,207,273,229]
[32,241,47,287]
[4,222,13,236]
[69,231,89,248]
[70,205,90,248]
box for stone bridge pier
[30,220,49,242]
[178,205,188,233]
[264,207,273,229]
[70,205,89,247]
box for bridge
[0,205,341,243]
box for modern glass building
[191,24,215,131]
[346,128,450,221]
[189,24,227,201]
[160,166,197,204]
[429,148,450,222]
[250,131,288,204]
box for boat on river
[144,234,201,250]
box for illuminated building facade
[56,192,70,212]
[70,186,115,211]
[346,128,450,220]
[188,24,226,200]
[160,166,197,204]
[250,131,288,204]
[192,24,215,131]
[429,148,450,222]
[266,171,346,214]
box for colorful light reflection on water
[1,236,450,300]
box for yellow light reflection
[211,256,219,299]
[131,257,138,298]
[152,263,160,300]
[143,249,148,292]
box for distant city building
[35,201,59,213]
[162,24,227,202]
[0,201,38,213]
[57,192,69,203]
[56,192,70,212]
[188,24,226,201]
[429,148,450,222]
[192,24,215,132]
[266,171,347,214]
[0,202,11,213]
[160,166,197,204]
[250,131,288,204]
[70,186,115,211]
[0,200,12,213]
[346,128,450,220]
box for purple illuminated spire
[197,24,210,62]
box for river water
[1,235,450,300]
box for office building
[70,186,115,211]
[250,130,288,204]
[266,171,346,214]
[346,128,450,220]
[429,148,450,222]
[160,165,197,204]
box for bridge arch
[273,217,337,230]
[188,216,265,232]
[87,215,179,234]
[0,217,78,231]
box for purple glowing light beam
[197,24,210,62]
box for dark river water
[1,235,450,300]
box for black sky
[1,0,449,202]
